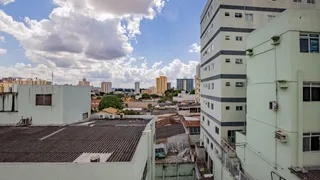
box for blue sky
[0,0,206,87]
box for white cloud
[0,48,7,54]
[189,43,200,53]
[0,36,4,42]
[0,0,14,6]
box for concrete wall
[0,85,91,125]
[166,134,189,152]
[213,154,234,180]
[155,163,195,180]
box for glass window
[303,82,320,102]
[226,58,230,63]
[311,137,320,151]
[307,0,315,3]
[300,33,320,53]
[300,38,309,53]
[235,13,242,18]
[211,143,213,150]
[303,133,320,151]
[268,15,276,21]
[303,87,311,101]
[211,103,214,110]
[225,12,230,16]
[245,13,253,22]
[225,36,230,40]
[207,138,209,144]
[207,120,210,126]
[211,83,214,89]
[226,106,230,110]
[310,38,319,53]
[226,82,230,86]
[215,126,219,134]
[303,137,310,151]
[36,94,52,106]
[236,106,243,111]
[311,87,320,101]
[236,36,243,41]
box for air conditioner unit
[109,114,115,119]
[246,48,254,56]
[270,101,279,111]
[278,80,288,89]
[236,82,244,87]
[271,35,281,46]
[275,130,287,143]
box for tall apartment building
[78,78,90,86]
[233,9,320,180]
[167,82,172,90]
[199,0,319,178]
[156,76,167,94]
[101,82,112,93]
[176,79,194,92]
[135,82,140,94]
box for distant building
[182,116,200,145]
[167,82,172,89]
[176,79,194,92]
[135,82,140,94]
[78,78,90,86]
[156,76,167,94]
[0,78,51,93]
[141,89,152,95]
[173,91,196,103]
[0,85,91,125]
[0,115,156,180]
[101,82,112,93]
[150,86,157,94]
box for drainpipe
[297,71,303,168]
[274,47,279,170]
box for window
[36,94,52,106]
[202,116,205,121]
[207,138,209,144]
[303,82,320,101]
[268,15,276,21]
[245,13,253,22]
[225,35,230,40]
[208,65,210,71]
[226,82,230,86]
[300,33,320,53]
[215,126,219,134]
[236,36,243,41]
[211,44,214,51]
[225,12,230,16]
[303,133,320,151]
[207,120,210,126]
[226,58,230,63]
[293,0,302,2]
[208,83,210,89]
[236,106,243,111]
[228,130,239,144]
[211,143,213,149]
[211,103,214,110]
[211,83,214,89]
[235,59,243,64]
[207,102,210,108]
[226,106,230,110]
[190,127,200,135]
[235,13,242,18]
[307,0,315,3]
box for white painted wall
[0,85,90,125]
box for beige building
[195,64,201,103]
[156,76,167,94]
[78,78,90,86]
[0,78,51,93]
[101,82,112,93]
[150,86,157,94]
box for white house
[0,85,91,125]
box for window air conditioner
[236,82,244,87]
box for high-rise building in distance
[135,82,140,94]
[78,78,90,86]
[167,82,172,90]
[156,76,167,94]
[176,79,194,92]
[101,82,112,93]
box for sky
[0,0,206,88]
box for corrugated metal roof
[0,120,149,163]
[290,168,320,180]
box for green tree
[147,104,153,109]
[99,95,124,110]
[96,96,102,100]
[190,89,195,94]
[121,110,140,115]
[142,93,151,99]
[150,94,159,98]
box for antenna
[52,71,54,85]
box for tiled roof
[0,120,149,163]
[290,168,320,180]
[183,120,200,127]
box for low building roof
[0,119,150,163]
[156,123,185,139]
[102,107,118,114]
[290,167,320,180]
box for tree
[99,95,124,110]
[142,93,151,99]
[147,104,153,109]
[96,96,102,100]
[150,94,159,98]
[120,110,140,115]
[190,89,195,94]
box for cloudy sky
[0,0,205,88]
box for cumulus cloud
[189,43,200,53]
[0,36,4,42]
[0,0,14,6]
[0,48,7,54]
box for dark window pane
[303,87,311,101]
[311,136,320,151]
[215,126,219,134]
[312,87,320,101]
[310,39,319,53]
[300,38,309,53]
[303,137,310,151]
[211,143,213,149]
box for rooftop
[0,119,150,163]
[290,167,320,180]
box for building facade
[167,82,172,90]
[101,82,112,93]
[234,9,320,180]
[156,76,167,94]
[135,82,140,94]
[0,85,91,125]
[78,78,90,86]
[199,0,320,179]
[176,79,194,92]
[195,64,201,103]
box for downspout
[297,71,303,168]
[274,48,278,170]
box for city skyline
[0,0,204,88]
